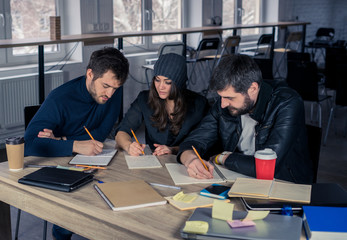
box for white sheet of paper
[124,146,162,169]
[69,149,117,166]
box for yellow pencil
[83,126,94,140]
[192,145,208,171]
[76,164,107,170]
[131,129,145,155]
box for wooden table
[0,21,309,104]
[0,151,245,240]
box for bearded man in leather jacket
[178,54,313,184]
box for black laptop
[241,183,347,212]
[18,167,94,192]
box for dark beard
[227,95,255,116]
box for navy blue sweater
[24,76,122,157]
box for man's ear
[85,69,94,84]
[248,82,259,98]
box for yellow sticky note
[172,191,197,203]
[183,221,209,234]
[212,199,234,221]
[243,210,270,221]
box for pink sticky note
[227,220,256,228]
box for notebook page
[165,163,224,185]
[69,149,117,166]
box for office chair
[324,46,347,90]
[187,37,220,86]
[253,58,274,80]
[215,35,241,66]
[242,34,273,58]
[324,62,347,144]
[306,124,322,183]
[142,42,185,88]
[16,105,48,240]
[274,31,303,78]
[308,28,335,65]
[286,60,333,131]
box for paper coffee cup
[6,137,25,171]
[254,148,277,180]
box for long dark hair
[148,77,187,135]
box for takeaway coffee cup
[6,137,25,171]
[254,148,277,180]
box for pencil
[83,126,94,140]
[192,145,208,170]
[75,164,107,170]
[131,129,145,155]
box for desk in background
[0,21,309,104]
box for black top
[118,89,208,149]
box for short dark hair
[87,47,129,84]
[210,54,262,94]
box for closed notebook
[18,167,94,192]
[303,206,347,240]
[94,180,167,211]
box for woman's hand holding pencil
[128,129,146,156]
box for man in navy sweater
[24,47,129,157]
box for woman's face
[154,75,172,100]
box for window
[113,0,182,50]
[223,0,261,38]
[0,0,66,66]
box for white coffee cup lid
[254,148,277,160]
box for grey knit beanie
[153,53,187,89]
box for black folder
[18,167,94,192]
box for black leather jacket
[178,81,313,184]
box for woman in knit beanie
[116,53,209,156]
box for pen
[149,183,181,190]
[83,126,94,140]
[192,145,208,171]
[131,128,145,155]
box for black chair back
[254,58,274,80]
[325,47,347,89]
[24,105,41,129]
[306,124,322,183]
[286,61,320,102]
[316,28,335,40]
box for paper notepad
[69,149,117,166]
[124,146,162,169]
[165,193,230,211]
[228,178,312,203]
[165,163,251,185]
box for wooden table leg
[0,201,12,240]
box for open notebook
[69,149,117,166]
[165,163,250,185]
[124,146,162,169]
